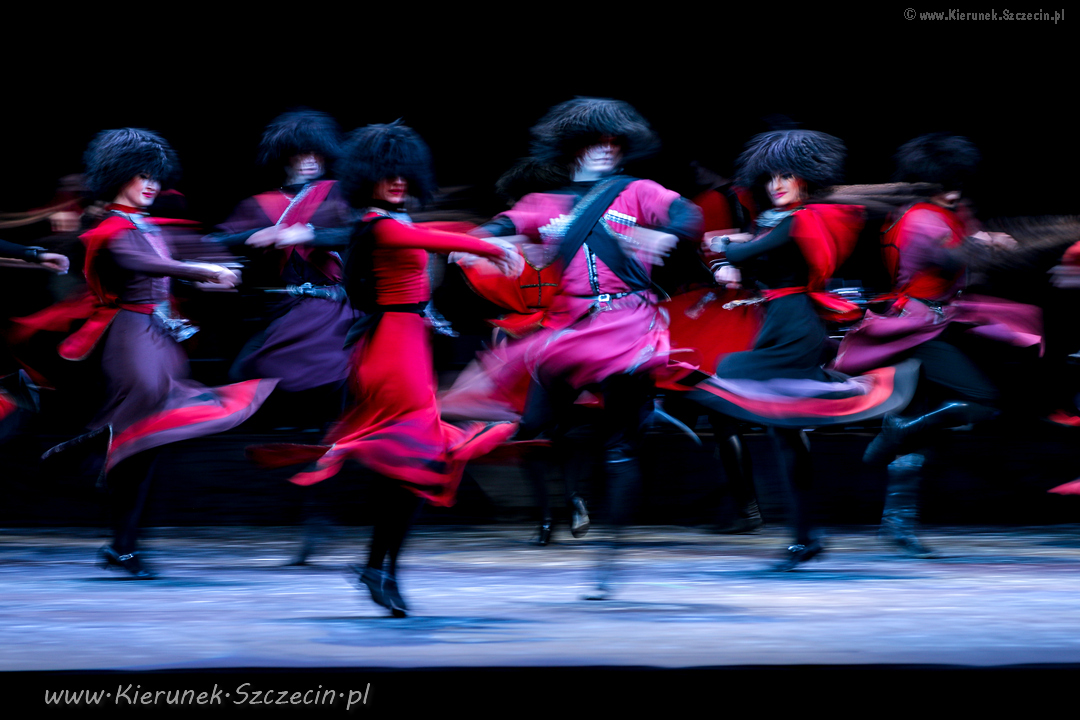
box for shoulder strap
[555,176,635,267]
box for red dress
[254,213,516,506]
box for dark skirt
[688,295,918,428]
[87,310,278,471]
[231,296,357,392]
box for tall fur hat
[258,109,343,171]
[83,128,178,201]
[735,129,846,192]
[338,121,437,206]
[893,133,980,190]
[529,97,660,168]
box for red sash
[761,204,865,322]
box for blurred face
[767,173,805,208]
[288,153,324,183]
[575,139,622,179]
[932,189,962,208]
[115,174,160,208]
[373,177,408,205]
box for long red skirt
[255,312,515,506]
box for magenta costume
[210,180,357,392]
[833,203,1042,378]
[478,177,703,391]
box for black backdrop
[3,6,1075,225]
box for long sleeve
[374,220,506,258]
[107,230,220,283]
[726,219,795,265]
[0,239,39,261]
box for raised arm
[107,230,233,284]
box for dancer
[685,129,918,570]
[1,244,69,440]
[441,157,593,545]
[468,98,704,597]
[252,122,520,616]
[833,133,1042,556]
[208,109,355,424]
[40,129,278,578]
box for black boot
[880,453,935,558]
[713,429,764,533]
[99,545,156,579]
[864,401,997,466]
[352,565,407,617]
[569,495,590,538]
[771,538,825,571]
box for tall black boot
[524,448,553,545]
[864,401,997,466]
[880,453,935,558]
[586,451,642,600]
[770,428,824,571]
[713,423,762,533]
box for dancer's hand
[36,252,70,274]
[483,238,525,277]
[714,265,742,288]
[626,227,679,265]
[245,227,279,248]
[274,223,316,247]
[705,232,754,252]
[971,230,1018,251]
[190,263,241,290]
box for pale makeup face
[574,140,622,180]
[767,173,806,208]
[932,190,962,208]
[115,174,160,208]
[373,177,407,205]
[287,153,324,183]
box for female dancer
[687,129,917,569]
[208,110,356,421]
[253,122,520,616]
[42,128,278,578]
[834,134,1041,555]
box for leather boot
[880,453,935,558]
[864,401,997,466]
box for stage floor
[4,524,1080,672]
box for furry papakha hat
[84,128,178,201]
[258,109,343,172]
[529,97,660,168]
[735,129,846,193]
[893,133,980,191]
[338,120,437,206]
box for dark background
[2,6,1078,527]
[2,6,1075,225]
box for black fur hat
[338,121,437,206]
[529,97,660,168]
[735,129,846,193]
[258,109,343,172]
[83,128,178,201]
[894,133,980,191]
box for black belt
[344,302,427,347]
